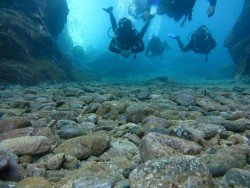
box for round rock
[54,133,110,160]
[140,132,202,162]
[18,177,52,188]
[129,156,213,188]
[0,117,32,133]
[0,136,51,156]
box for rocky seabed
[0,81,249,188]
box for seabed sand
[0,79,249,188]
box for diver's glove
[103,6,113,14]
[207,5,215,17]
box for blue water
[58,0,245,82]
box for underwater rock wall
[0,0,91,85]
[224,0,250,78]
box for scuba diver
[169,25,216,62]
[145,35,170,58]
[132,0,217,26]
[128,0,147,19]
[103,6,153,58]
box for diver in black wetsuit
[128,0,148,19]
[103,6,152,58]
[170,25,216,62]
[136,0,217,26]
[145,35,170,58]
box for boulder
[200,146,249,177]
[224,168,250,187]
[196,98,224,112]
[94,94,113,104]
[196,115,227,125]
[71,176,115,188]
[45,153,65,170]
[135,90,150,101]
[140,133,202,162]
[129,156,213,188]
[18,177,52,188]
[96,100,131,120]
[223,118,249,133]
[142,116,169,128]
[169,90,196,107]
[100,138,139,161]
[0,149,8,172]
[56,120,86,139]
[0,148,25,181]
[168,120,228,142]
[63,155,80,170]
[138,116,169,136]
[126,103,159,123]
[0,0,94,85]
[224,0,250,78]
[57,160,124,188]
[18,155,33,164]
[0,136,51,156]
[77,113,98,124]
[54,133,110,160]
[46,0,69,38]
[0,127,55,144]
[0,117,32,133]
[26,163,46,178]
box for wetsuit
[177,33,216,54]
[108,12,150,54]
[146,0,217,11]
[176,32,216,61]
[145,0,217,21]
[146,37,165,57]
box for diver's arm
[139,20,151,39]
[176,38,193,53]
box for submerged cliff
[0,0,93,85]
[224,0,250,79]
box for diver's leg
[103,6,117,31]
[176,38,191,53]
[139,20,151,39]
[156,0,168,15]
[109,12,117,32]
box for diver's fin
[168,33,179,39]
[103,6,113,14]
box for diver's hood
[118,17,134,30]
